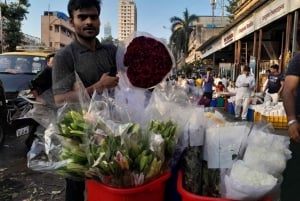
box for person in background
[203,67,214,99]
[221,75,228,88]
[215,81,226,92]
[280,53,300,201]
[200,67,214,107]
[25,53,56,149]
[52,0,119,200]
[29,53,55,102]
[196,75,203,88]
[234,66,255,120]
[262,69,271,92]
[263,64,284,106]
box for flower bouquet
[115,32,175,123]
[117,31,175,89]
[84,91,179,188]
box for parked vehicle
[0,46,54,148]
[0,79,7,147]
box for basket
[261,115,288,129]
[86,171,171,201]
[177,171,272,201]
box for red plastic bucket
[86,171,171,201]
[177,171,272,201]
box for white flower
[230,160,277,187]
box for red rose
[123,36,173,88]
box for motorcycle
[0,82,39,149]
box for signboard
[236,16,255,40]
[255,0,287,29]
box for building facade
[104,22,112,39]
[186,15,230,64]
[41,11,74,50]
[199,0,300,91]
[118,0,137,41]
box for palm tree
[169,8,198,67]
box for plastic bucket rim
[87,170,171,195]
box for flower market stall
[26,32,290,201]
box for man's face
[270,68,276,73]
[70,7,100,40]
[244,70,250,76]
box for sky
[21,0,228,42]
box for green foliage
[225,0,238,22]
[0,0,30,51]
[169,8,198,66]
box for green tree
[169,8,198,67]
[1,0,30,51]
[225,0,238,22]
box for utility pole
[210,0,217,26]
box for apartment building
[41,11,74,50]
[118,0,137,41]
[186,16,230,64]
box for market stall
[26,32,290,201]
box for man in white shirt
[234,66,256,120]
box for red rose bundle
[123,35,173,88]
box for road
[0,129,65,201]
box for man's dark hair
[206,67,212,71]
[243,66,251,72]
[270,64,279,70]
[68,0,101,18]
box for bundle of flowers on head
[116,31,175,89]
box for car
[0,46,54,146]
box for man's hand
[288,123,300,142]
[94,73,119,91]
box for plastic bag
[27,74,92,180]
[224,160,277,201]
[204,124,251,169]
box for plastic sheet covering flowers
[83,91,179,187]
[116,31,175,89]
[223,123,291,200]
[27,74,93,180]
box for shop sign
[201,39,222,59]
[256,0,287,29]
[236,17,254,40]
[222,31,235,47]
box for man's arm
[54,73,119,106]
[282,75,300,142]
[283,75,298,121]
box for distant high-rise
[118,0,137,41]
[104,22,112,39]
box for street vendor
[52,0,119,200]
[234,66,256,120]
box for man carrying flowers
[52,0,119,200]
